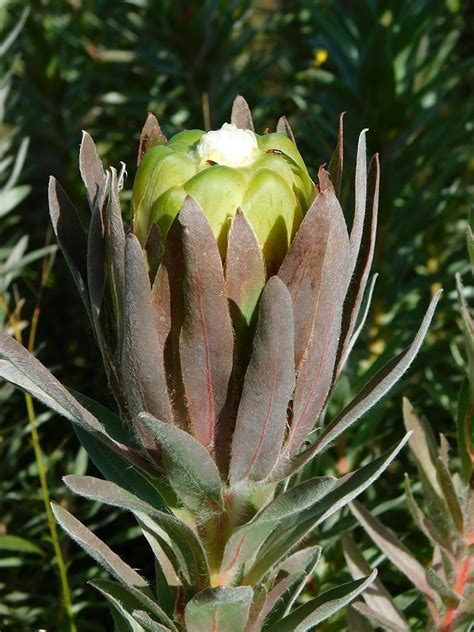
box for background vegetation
[1,0,472,629]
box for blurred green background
[1,0,473,630]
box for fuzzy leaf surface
[184,586,253,632]
[219,477,335,584]
[341,533,409,630]
[140,413,223,513]
[80,130,105,211]
[231,95,255,131]
[280,177,351,459]
[230,276,295,483]
[121,234,172,450]
[283,290,441,477]
[48,176,91,319]
[350,500,436,601]
[266,571,377,632]
[90,579,174,631]
[178,197,234,450]
[244,435,411,584]
[64,475,209,590]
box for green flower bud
[132,122,314,269]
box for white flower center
[195,123,259,168]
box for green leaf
[230,276,295,483]
[90,579,173,632]
[247,572,306,632]
[184,587,253,632]
[0,185,31,217]
[133,610,170,631]
[350,500,436,601]
[140,413,223,513]
[53,506,176,629]
[457,380,474,484]
[244,435,411,584]
[425,568,460,607]
[64,475,210,591]
[266,571,377,632]
[52,503,149,590]
[0,535,44,556]
[219,478,335,585]
[404,398,463,533]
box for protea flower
[0,96,440,631]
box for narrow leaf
[328,112,345,197]
[352,602,406,632]
[350,129,369,264]
[285,290,441,476]
[230,276,295,483]
[105,167,126,337]
[247,572,306,632]
[80,130,105,210]
[133,610,170,631]
[178,197,234,450]
[347,605,374,631]
[90,579,175,631]
[267,571,377,632]
[185,587,253,632]
[341,533,409,630]
[64,475,210,590]
[48,176,91,319]
[279,177,351,460]
[337,154,379,375]
[121,234,172,451]
[231,95,255,131]
[52,503,149,590]
[350,500,436,601]
[245,435,411,584]
[404,398,463,533]
[219,478,335,585]
[140,413,222,513]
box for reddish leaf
[178,197,234,450]
[278,175,349,372]
[152,219,187,429]
[336,154,380,375]
[328,112,345,198]
[48,176,90,319]
[231,95,255,131]
[79,131,105,211]
[230,277,295,484]
[137,112,167,166]
[281,177,351,459]
[121,234,173,452]
[276,116,296,144]
[105,168,126,339]
[281,291,442,478]
[225,208,266,332]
